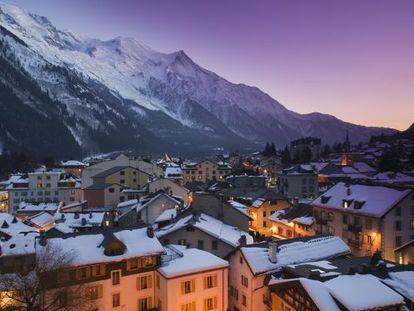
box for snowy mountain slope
[0,4,395,157]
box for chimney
[147,225,154,238]
[292,197,299,205]
[81,218,87,226]
[39,230,47,246]
[74,212,80,219]
[268,240,278,263]
[238,235,247,247]
[89,212,93,219]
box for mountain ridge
[0,3,396,158]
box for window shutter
[126,260,131,271]
[203,276,207,289]
[136,277,141,290]
[180,282,185,295]
[191,279,195,292]
[148,297,153,308]
[86,267,91,278]
[192,301,196,311]
[213,275,217,287]
[214,297,217,308]
[148,275,152,288]
[203,299,207,311]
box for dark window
[366,218,373,230]
[395,236,402,247]
[263,211,267,217]
[212,240,218,250]
[112,293,120,308]
[396,206,401,216]
[197,240,204,249]
[395,221,402,231]
[342,215,348,225]
[112,271,120,285]
[109,188,114,193]
[120,171,125,176]
[120,179,125,184]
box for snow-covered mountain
[0,4,395,157]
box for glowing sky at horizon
[4,0,414,130]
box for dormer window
[321,196,331,204]
[354,201,365,210]
[342,199,353,208]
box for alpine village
[1,2,414,311]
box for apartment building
[276,165,318,199]
[269,255,412,311]
[82,154,162,188]
[147,177,192,205]
[247,191,290,237]
[1,226,229,311]
[156,245,229,311]
[91,166,151,189]
[7,169,83,213]
[182,160,231,184]
[268,203,315,239]
[37,226,165,311]
[227,235,350,311]
[312,182,414,261]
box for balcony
[315,218,328,225]
[348,238,362,247]
[348,224,362,232]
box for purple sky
[5,0,414,130]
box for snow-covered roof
[299,278,340,311]
[382,271,414,301]
[325,274,404,310]
[164,166,182,179]
[60,160,86,167]
[227,200,249,216]
[158,245,228,278]
[0,213,35,236]
[352,162,376,173]
[1,232,38,257]
[17,201,61,213]
[293,216,314,226]
[154,208,177,223]
[117,199,138,208]
[374,171,414,184]
[312,182,411,217]
[241,236,350,275]
[53,211,105,232]
[156,213,253,248]
[40,227,165,266]
[27,212,55,228]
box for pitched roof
[92,166,149,178]
[312,182,412,217]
